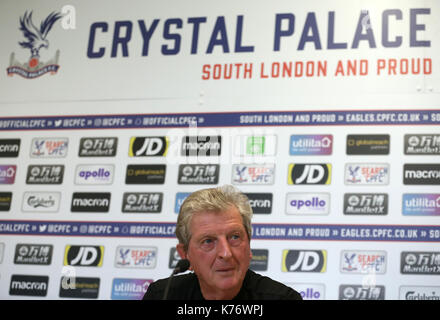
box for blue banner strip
[0,220,439,242]
[0,109,439,130]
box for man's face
[177,205,252,299]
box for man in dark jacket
[143,185,301,300]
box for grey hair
[176,185,253,250]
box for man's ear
[176,243,187,259]
[176,243,193,270]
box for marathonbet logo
[7,11,63,79]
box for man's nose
[216,237,232,259]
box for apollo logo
[282,250,327,272]
[129,137,168,157]
[290,283,325,300]
[75,164,114,185]
[286,193,330,215]
[288,164,331,185]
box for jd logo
[288,164,331,185]
[64,245,104,267]
[282,250,327,272]
[129,137,168,157]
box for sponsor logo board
[345,163,389,185]
[232,164,275,185]
[75,164,114,185]
[286,193,330,215]
[30,138,68,158]
[401,252,440,275]
[346,134,390,155]
[59,276,100,299]
[339,285,385,300]
[404,134,440,155]
[181,136,221,156]
[289,283,325,300]
[14,244,53,265]
[111,278,153,300]
[290,135,332,155]
[403,164,440,185]
[115,246,157,269]
[340,250,387,274]
[79,137,118,157]
[174,192,191,213]
[288,164,331,185]
[0,165,17,184]
[399,286,440,300]
[26,165,63,184]
[129,136,168,157]
[122,192,162,213]
[0,139,20,157]
[245,193,273,214]
[178,164,219,184]
[9,275,49,297]
[125,165,166,184]
[402,194,440,216]
[343,193,388,215]
[71,192,110,213]
[282,250,327,273]
[0,192,12,211]
[22,192,60,212]
[64,245,104,267]
[250,249,268,271]
[235,135,277,156]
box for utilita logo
[7,11,62,78]
[286,193,329,215]
[402,194,440,216]
[111,278,152,300]
[0,165,17,184]
[289,135,332,155]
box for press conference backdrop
[0,0,439,300]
